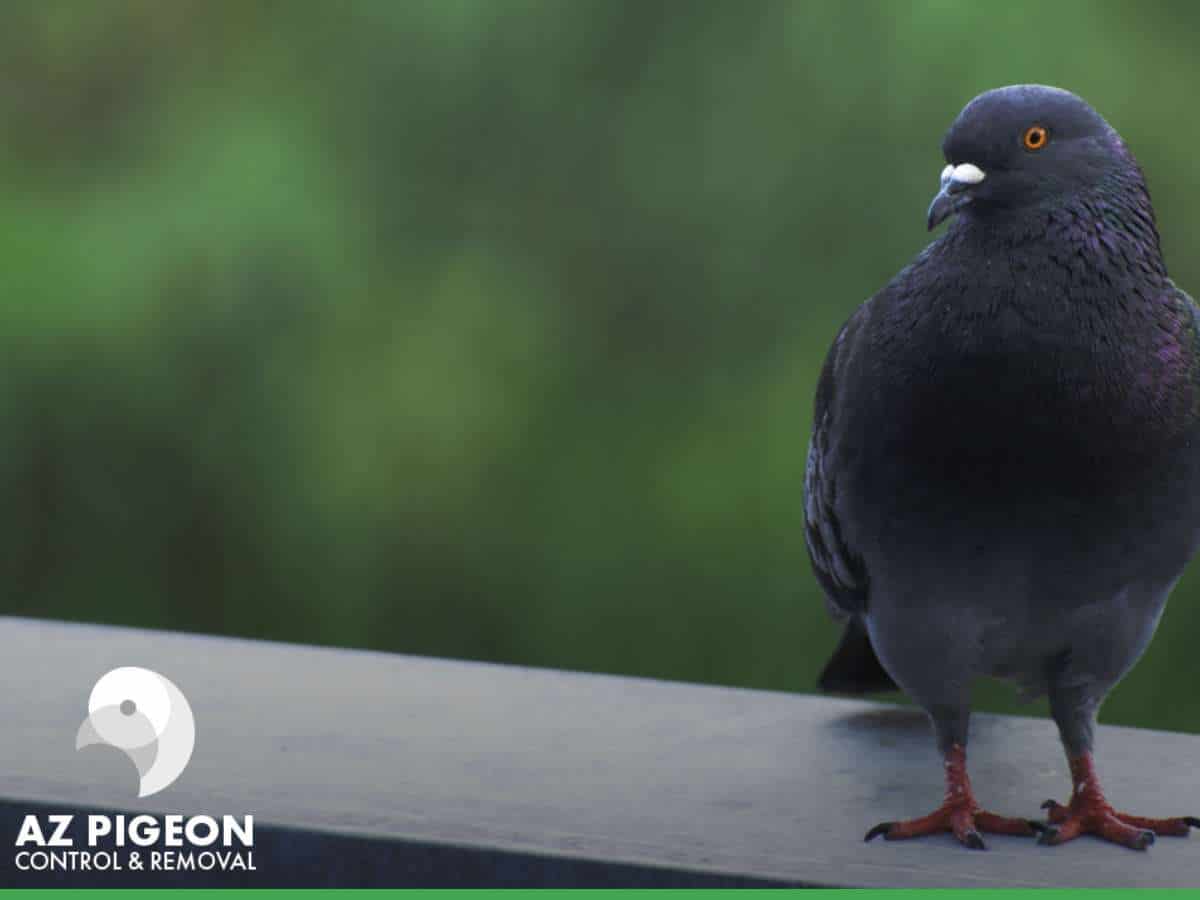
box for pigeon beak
[927,162,986,231]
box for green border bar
[5,891,1200,898]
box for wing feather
[803,309,870,618]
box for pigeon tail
[817,620,898,694]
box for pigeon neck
[1058,172,1167,281]
[955,179,1168,288]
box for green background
[4,2,1199,734]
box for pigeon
[805,84,1200,851]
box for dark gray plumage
[805,85,1200,850]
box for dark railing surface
[1,615,1198,887]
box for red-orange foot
[864,744,1036,850]
[1037,753,1200,850]
[867,801,1035,850]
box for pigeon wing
[804,303,871,620]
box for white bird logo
[76,667,196,798]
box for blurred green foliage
[4,1,1200,734]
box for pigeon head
[927,85,1140,231]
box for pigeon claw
[864,802,1034,850]
[1037,818,1154,851]
[1037,754,1199,849]
[1037,798,1195,849]
[864,822,895,842]
[1044,798,1199,837]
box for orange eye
[1023,124,1048,151]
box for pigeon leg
[865,743,1036,850]
[1038,753,1199,850]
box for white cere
[950,162,986,184]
